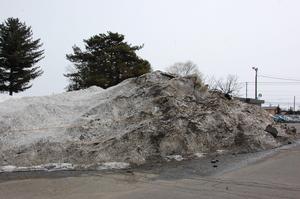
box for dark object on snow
[290,126,297,133]
[213,165,218,168]
[161,72,175,79]
[224,93,232,100]
[79,135,85,140]
[211,159,219,164]
[265,125,278,138]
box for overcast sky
[1,0,300,107]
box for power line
[258,75,300,81]
[241,81,300,84]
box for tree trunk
[9,68,13,96]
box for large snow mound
[0,71,298,168]
[0,95,21,103]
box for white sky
[1,0,300,108]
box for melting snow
[97,162,130,170]
[194,153,206,158]
[165,155,184,161]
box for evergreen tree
[0,18,44,95]
[65,32,151,90]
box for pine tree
[0,18,44,95]
[65,32,151,90]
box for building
[262,106,279,115]
[237,97,265,107]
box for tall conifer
[65,32,151,90]
[0,18,44,95]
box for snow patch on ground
[165,155,184,161]
[0,163,75,172]
[0,165,17,172]
[216,149,226,154]
[194,153,206,158]
[0,162,130,173]
[97,162,130,170]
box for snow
[165,155,184,161]
[216,149,226,154]
[0,95,21,103]
[0,71,297,171]
[0,86,109,149]
[0,162,130,172]
[0,165,17,172]
[97,162,130,170]
[194,153,206,158]
[0,163,74,172]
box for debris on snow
[0,71,299,171]
[265,125,279,138]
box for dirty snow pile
[0,71,298,171]
[0,95,21,103]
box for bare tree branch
[166,61,202,78]
[208,74,242,97]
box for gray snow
[0,71,298,171]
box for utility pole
[252,67,258,99]
[294,96,296,112]
[246,82,248,98]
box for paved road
[0,144,300,199]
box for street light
[252,67,258,99]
